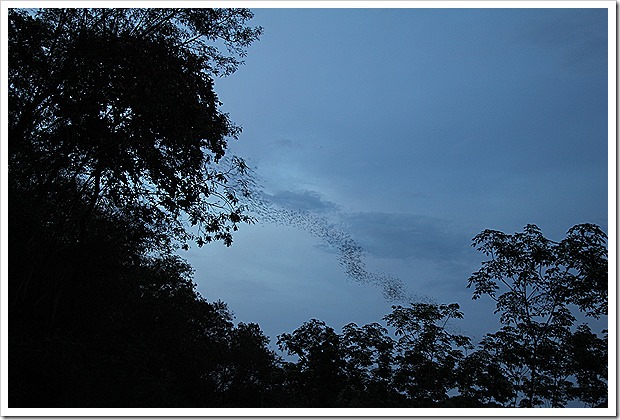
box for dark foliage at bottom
[10,188,607,408]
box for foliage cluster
[9,8,259,250]
[8,8,607,409]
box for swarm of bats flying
[225,156,423,303]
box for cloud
[268,189,338,213]
[269,137,302,149]
[520,9,607,72]
[342,212,471,263]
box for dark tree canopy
[468,223,607,319]
[9,8,262,250]
[8,7,272,408]
[467,224,608,407]
[384,303,473,406]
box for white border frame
[1,1,615,417]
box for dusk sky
[183,6,609,345]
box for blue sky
[184,6,609,345]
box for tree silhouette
[467,224,607,407]
[339,322,397,406]
[9,8,261,250]
[8,7,268,408]
[277,319,346,407]
[384,303,472,406]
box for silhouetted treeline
[9,213,609,407]
[9,8,607,408]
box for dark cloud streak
[268,189,339,213]
[343,212,471,263]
